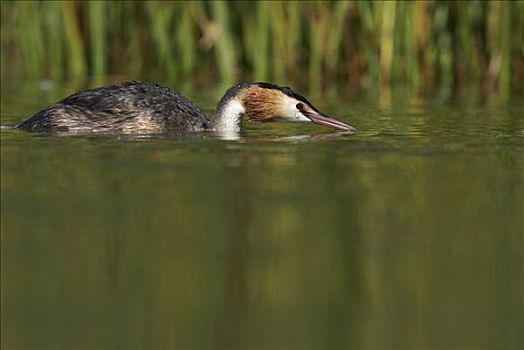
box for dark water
[1,82,523,349]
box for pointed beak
[307,111,357,132]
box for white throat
[210,98,245,132]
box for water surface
[1,82,523,349]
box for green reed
[1,1,522,95]
[45,1,65,80]
[253,1,270,81]
[269,1,286,83]
[213,1,239,84]
[499,0,512,100]
[176,3,196,79]
[326,1,349,78]
[88,1,106,77]
[61,1,87,78]
[148,1,177,81]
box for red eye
[296,103,305,111]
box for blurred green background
[1,0,523,97]
[2,2,524,349]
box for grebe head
[210,82,356,134]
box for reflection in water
[1,89,523,348]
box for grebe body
[17,81,356,134]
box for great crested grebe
[16,81,356,134]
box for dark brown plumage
[18,81,209,133]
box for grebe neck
[209,98,245,132]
